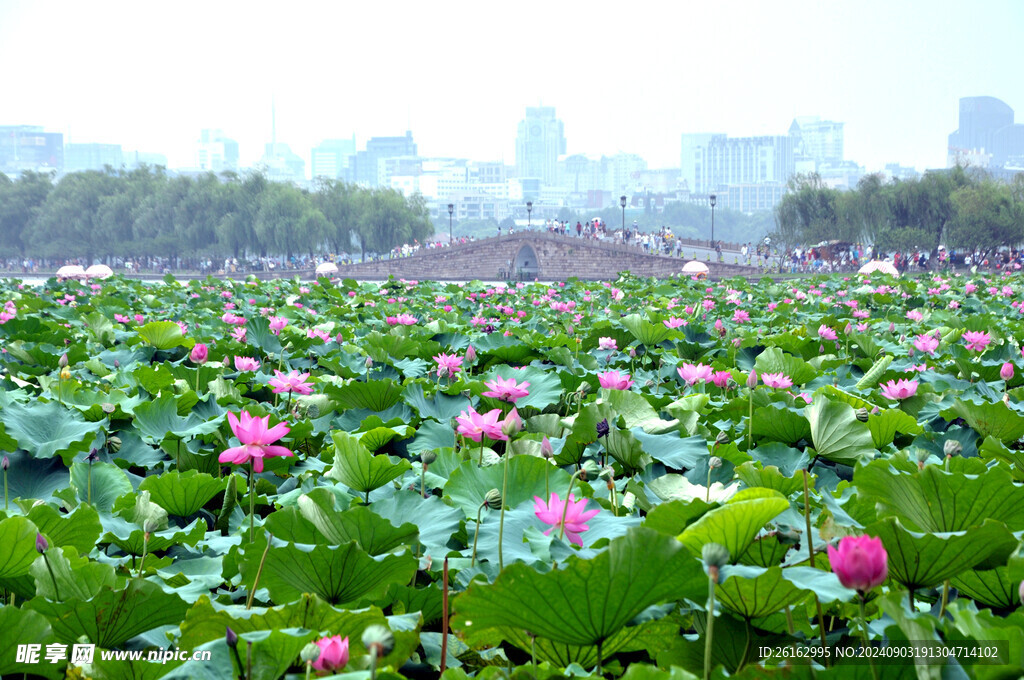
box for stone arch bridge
[336,232,755,281]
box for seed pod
[580,459,601,482]
[420,450,438,465]
[943,440,963,458]
[855,407,869,422]
[107,436,122,453]
[715,431,730,446]
[708,456,723,469]
[484,488,503,510]
[361,625,395,657]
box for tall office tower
[515,107,566,186]
[197,129,240,173]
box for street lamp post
[526,201,533,231]
[620,195,627,235]
[447,203,454,245]
[709,194,717,247]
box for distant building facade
[948,96,1024,168]
[64,143,123,172]
[197,129,239,173]
[351,131,417,187]
[311,137,356,180]
[0,126,63,176]
[789,117,844,166]
[515,107,566,186]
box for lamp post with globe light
[447,203,454,245]
[526,201,533,231]
[620,195,627,235]
[709,194,717,247]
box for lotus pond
[0,271,1022,680]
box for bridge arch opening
[513,244,539,280]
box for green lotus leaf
[867,407,923,448]
[27,503,101,555]
[951,567,1021,610]
[453,528,705,647]
[245,316,282,355]
[678,487,790,560]
[444,453,575,518]
[30,545,117,601]
[1,400,104,465]
[854,457,1024,531]
[472,332,536,363]
[297,487,418,554]
[69,460,132,513]
[328,378,404,412]
[402,383,468,421]
[804,394,876,466]
[754,347,818,385]
[248,539,417,607]
[326,431,412,499]
[372,490,464,561]
[138,469,228,517]
[621,313,673,346]
[734,461,805,497]
[0,607,60,680]
[867,517,1017,590]
[752,404,812,445]
[101,516,207,555]
[943,398,1024,443]
[0,515,41,578]
[25,578,189,647]
[137,320,193,350]
[132,393,223,445]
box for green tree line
[0,167,434,263]
[774,167,1024,256]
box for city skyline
[2,0,1022,175]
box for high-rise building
[789,117,844,165]
[0,126,63,176]
[351,131,417,187]
[64,143,123,172]
[681,133,794,195]
[604,153,648,194]
[947,96,1024,167]
[311,137,356,180]
[515,107,566,186]
[197,129,239,173]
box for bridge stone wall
[336,233,755,281]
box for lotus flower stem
[195,365,201,394]
[138,530,149,578]
[557,470,582,543]
[747,390,754,450]
[939,580,950,618]
[246,532,272,610]
[803,470,828,651]
[248,462,256,543]
[42,551,60,601]
[368,647,378,680]
[706,466,713,504]
[784,606,795,635]
[529,633,537,671]
[703,571,716,680]
[3,467,7,512]
[246,640,253,680]
[858,595,879,680]
[478,441,484,467]
[470,500,486,567]
[498,449,509,571]
[87,465,92,507]
[440,557,449,674]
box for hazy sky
[2,0,1022,174]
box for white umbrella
[85,264,113,279]
[56,265,86,280]
[315,262,339,275]
[858,260,899,277]
[681,260,710,276]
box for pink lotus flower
[818,325,838,341]
[114,313,130,324]
[732,309,750,324]
[533,492,600,546]
[710,370,732,388]
[965,283,977,294]
[598,337,617,351]
[913,334,939,355]
[233,356,260,372]
[1000,362,1014,381]
[394,313,418,325]
[905,309,923,322]
[663,317,686,329]
[456,407,506,442]
[880,378,918,400]
[677,362,713,386]
[268,316,288,335]
[190,343,208,364]
[597,370,634,390]
[827,535,888,593]
[962,330,991,352]
[218,412,292,473]
[231,327,247,343]
[761,372,793,389]
[482,375,531,401]
[269,369,313,395]
[312,635,349,672]
[433,352,463,377]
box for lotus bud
[299,642,320,664]
[1,455,8,471]
[708,456,723,469]
[746,370,758,389]
[943,440,962,458]
[364,356,373,369]
[889,322,895,333]
[540,436,554,459]
[629,347,637,358]
[715,431,730,446]
[1019,579,1024,607]
[361,625,395,657]
[36,533,48,553]
[419,450,437,465]
[1000,362,1014,381]
[595,418,610,438]
[484,488,503,510]
[855,407,869,422]
[580,459,601,481]
[464,344,476,362]
[225,626,238,649]
[107,435,122,453]
[189,343,208,364]
[702,542,730,583]
[844,323,852,335]
[58,353,68,368]
[501,408,522,437]
[114,359,120,369]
